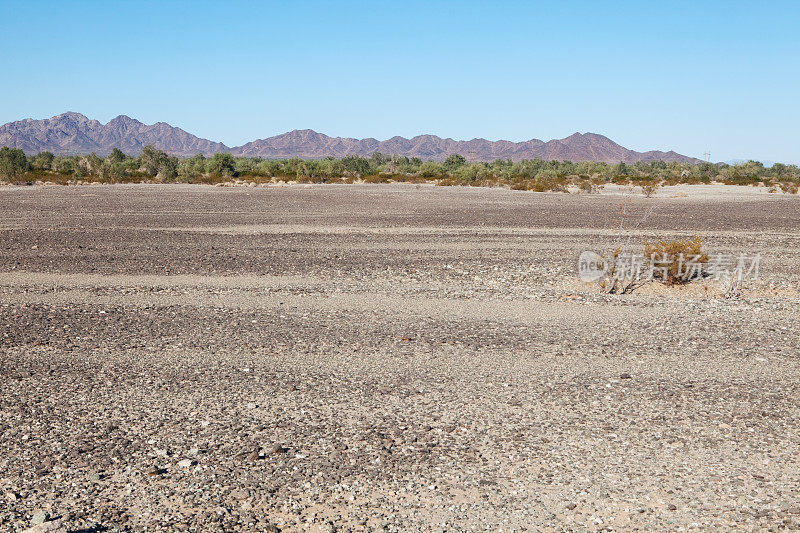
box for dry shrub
[188,173,221,185]
[577,179,602,194]
[598,245,641,294]
[641,182,660,197]
[391,173,426,183]
[296,174,326,184]
[644,235,709,285]
[534,176,569,192]
[21,170,70,185]
[484,176,501,187]
[363,174,390,184]
[507,176,571,192]
[779,181,799,194]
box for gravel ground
[0,183,798,532]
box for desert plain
[0,183,798,532]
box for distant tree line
[1,145,798,192]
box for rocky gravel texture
[0,183,798,532]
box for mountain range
[0,112,703,164]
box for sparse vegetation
[595,199,654,294]
[1,146,799,193]
[641,182,660,197]
[644,235,709,285]
[577,177,603,194]
[598,246,641,294]
[596,234,712,293]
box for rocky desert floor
[0,183,798,532]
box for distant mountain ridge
[232,129,701,164]
[0,112,703,163]
[0,112,228,157]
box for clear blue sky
[1,1,798,163]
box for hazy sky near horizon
[1,1,798,163]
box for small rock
[269,444,288,455]
[177,459,196,468]
[31,511,50,526]
[230,488,249,500]
[620,373,632,380]
[566,502,577,510]
[145,466,163,476]
[667,504,677,511]
[5,491,18,502]
[22,520,66,533]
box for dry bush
[598,246,642,294]
[644,235,709,285]
[507,176,571,192]
[484,176,501,187]
[779,181,799,194]
[296,174,325,184]
[577,178,603,194]
[186,173,220,185]
[592,200,655,294]
[363,174,391,184]
[19,170,69,185]
[538,176,569,192]
[641,182,660,197]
